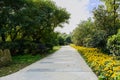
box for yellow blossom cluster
[71,44,120,80]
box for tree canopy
[72,0,120,55]
[0,0,70,55]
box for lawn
[0,46,61,77]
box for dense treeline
[57,33,72,45]
[0,0,70,55]
[72,0,120,56]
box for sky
[53,0,102,34]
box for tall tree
[100,0,120,34]
[0,0,70,55]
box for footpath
[0,46,98,80]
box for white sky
[53,0,101,34]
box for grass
[0,46,61,77]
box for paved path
[0,46,98,80]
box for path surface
[0,46,98,80]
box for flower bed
[71,44,120,80]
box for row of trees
[72,0,120,56]
[0,0,70,55]
[57,33,72,45]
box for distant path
[0,46,98,80]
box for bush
[107,30,120,56]
[0,40,51,55]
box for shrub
[107,30,120,56]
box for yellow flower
[71,44,120,79]
[111,73,117,78]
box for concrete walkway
[0,46,98,80]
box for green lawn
[0,46,61,77]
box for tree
[72,0,120,55]
[65,35,72,44]
[92,5,120,50]
[107,29,120,56]
[0,0,70,55]
[72,19,96,47]
[0,0,26,42]
[100,0,120,34]
[57,33,72,45]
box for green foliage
[93,5,119,36]
[57,33,72,45]
[0,0,70,55]
[93,4,120,50]
[101,0,120,12]
[72,2,120,52]
[58,36,65,45]
[72,19,102,47]
[107,30,120,56]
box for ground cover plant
[71,44,120,80]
